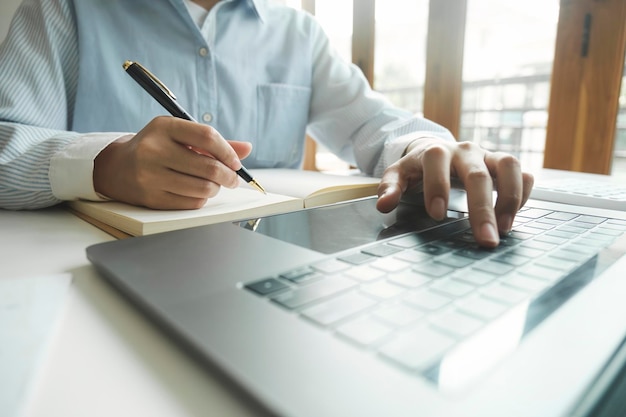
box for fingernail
[429,197,446,220]
[481,222,499,245]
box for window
[374,0,429,115]
[613,65,626,178]
[460,0,559,171]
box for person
[0,0,533,247]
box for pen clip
[123,60,177,100]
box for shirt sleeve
[0,0,114,210]
[305,18,456,178]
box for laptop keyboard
[244,207,626,382]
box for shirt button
[199,47,208,57]
[202,112,213,123]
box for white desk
[0,207,269,417]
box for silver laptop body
[86,192,626,417]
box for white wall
[0,0,23,43]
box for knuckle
[204,161,220,179]
[422,143,449,159]
[496,154,521,171]
[465,168,491,184]
[457,141,477,152]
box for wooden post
[423,0,467,139]
[544,0,626,174]
[352,0,376,87]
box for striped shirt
[0,0,453,210]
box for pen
[122,60,266,194]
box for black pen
[122,60,266,194]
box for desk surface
[0,207,268,417]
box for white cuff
[50,132,131,201]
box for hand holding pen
[92,64,261,209]
[123,60,265,194]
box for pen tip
[250,180,266,194]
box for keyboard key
[373,304,425,328]
[545,212,578,221]
[514,244,550,257]
[508,230,535,240]
[550,249,589,263]
[513,226,544,235]
[343,265,386,282]
[545,230,578,240]
[518,264,564,282]
[336,316,394,346]
[525,237,560,248]
[404,289,452,311]
[370,257,410,273]
[272,277,356,309]
[313,259,351,274]
[516,208,553,219]
[523,221,555,231]
[456,247,494,260]
[361,280,405,300]
[379,324,456,371]
[415,244,448,256]
[593,227,624,237]
[302,292,376,326]
[338,252,376,265]
[435,254,475,269]
[535,256,579,272]
[480,283,529,305]
[456,295,509,321]
[413,261,455,277]
[569,221,597,230]
[394,249,432,264]
[430,310,484,338]
[429,278,474,298]
[245,278,289,296]
[473,261,515,276]
[556,225,587,235]
[502,273,550,294]
[576,215,606,225]
[387,270,432,289]
[452,270,497,286]
[362,244,402,257]
[494,252,532,266]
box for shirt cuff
[50,132,131,201]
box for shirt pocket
[255,83,311,166]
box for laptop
[86,188,626,417]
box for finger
[484,152,523,233]
[157,117,242,171]
[453,143,499,247]
[157,167,223,199]
[420,144,452,220]
[376,163,407,213]
[143,190,210,210]
[520,172,535,208]
[159,139,241,189]
[228,140,253,160]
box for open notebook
[68,169,380,237]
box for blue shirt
[0,0,453,210]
